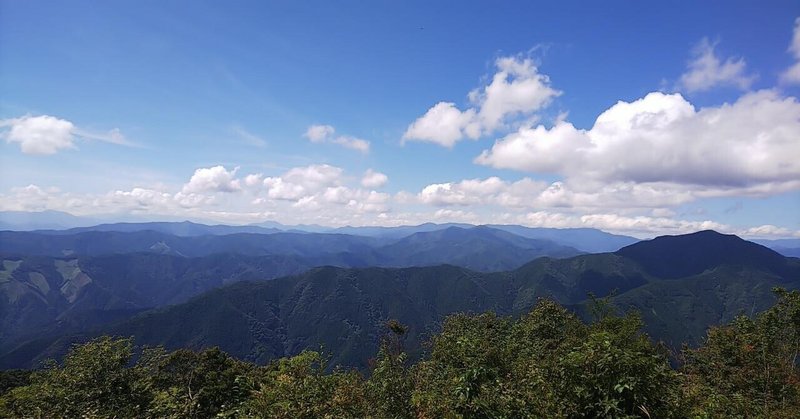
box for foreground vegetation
[1,289,798,418]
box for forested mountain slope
[3,230,797,370]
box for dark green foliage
[146,347,255,418]
[2,293,800,417]
[410,300,685,418]
[682,288,800,418]
[555,312,684,418]
[0,336,150,418]
[365,321,415,418]
[240,351,367,418]
[0,370,30,396]
[4,229,799,371]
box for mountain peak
[616,230,787,279]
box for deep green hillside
[0,253,316,349]
[2,230,797,371]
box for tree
[146,347,255,418]
[555,311,685,418]
[241,350,367,418]
[0,336,151,418]
[365,320,414,418]
[682,288,800,417]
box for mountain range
[1,230,797,371]
[0,224,587,356]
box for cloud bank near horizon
[3,20,800,239]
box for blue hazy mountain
[2,230,797,370]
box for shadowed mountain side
[610,263,800,349]
[2,230,798,370]
[0,253,321,347]
[0,228,583,356]
[616,230,791,279]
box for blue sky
[1,0,799,238]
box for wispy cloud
[1,114,138,154]
[232,125,268,148]
[303,124,370,153]
[678,38,755,93]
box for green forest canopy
[1,289,799,418]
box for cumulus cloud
[781,18,800,85]
[181,166,242,194]
[244,173,264,187]
[476,90,800,196]
[303,124,370,153]
[418,177,546,207]
[474,56,561,130]
[262,164,344,200]
[1,115,76,154]
[414,176,706,212]
[247,164,393,215]
[403,55,560,147]
[679,38,755,92]
[361,169,388,188]
[0,114,132,154]
[295,187,390,213]
[2,182,797,238]
[403,103,481,148]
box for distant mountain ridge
[1,214,636,253]
[3,211,796,256]
[0,225,584,353]
[2,230,798,370]
[0,226,582,270]
[36,221,285,236]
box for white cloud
[304,124,336,143]
[403,55,560,147]
[679,38,755,93]
[361,169,388,188]
[0,114,134,154]
[262,164,343,200]
[244,173,264,187]
[781,18,800,85]
[1,115,76,154]
[173,191,216,208]
[332,136,370,153]
[251,164,392,216]
[75,127,133,146]
[181,166,242,194]
[419,177,514,206]
[303,124,370,153]
[742,224,796,238]
[415,176,702,212]
[110,188,176,209]
[474,56,561,130]
[476,90,800,196]
[2,182,797,238]
[402,102,481,148]
[782,63,800,85]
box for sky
[1,0,799,238]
